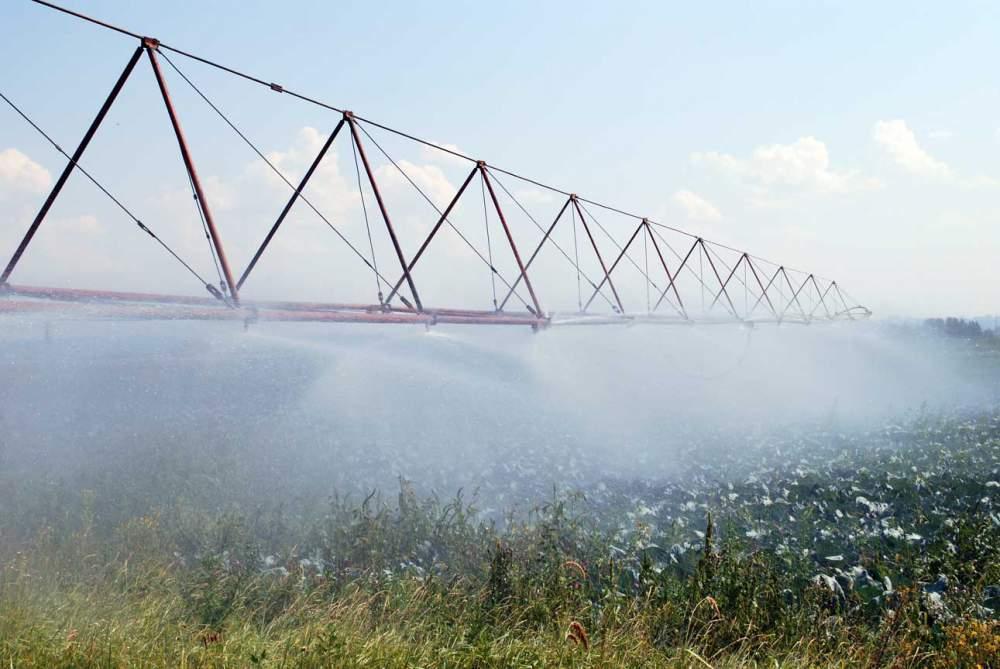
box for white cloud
[692,136,877,196]
[374,160,456,210]
[872,119,951,179]
[0,148,51,197]
[251,126,357,215]
[672,189,721,222]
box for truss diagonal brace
[238,119,346,290]
[571,197,623,313]
[582,221,644,312]
[808,276,835,319]
[384,165,479,305]
[497,196,571,311]
[701,240,738,318]
[652,237,699,314]
[146,41,240,305]
[1,45,144,286]
[346,113,421,310]
[745,258,778,319]
[748,265,781,319]
[644,221,686,319]
[779,271,812,322]
[479,165,543,316]
[708,252,747,312]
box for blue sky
[2,1,999,316]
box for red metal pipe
[0,293,547,327]
[346,114,422,310]
[3,284,513,319]
[479,165,543,315]
[238,118,346,290]
[145,42,240,305]
[1,45,144,285]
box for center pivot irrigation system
[0,1,870,330]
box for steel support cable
[354,123,532,312]
[699,243,705,312]
[349,136,384,303]
[0,87,219,298]
[29,1,848,295]
[576,200,664,294]
[642,220,827,284]
[703,243,765,314]
[780,270,810,321]
[184,168,226,293]
[699,243,740,319]
[156,51,397,295]
[486,171,616,311]
[479,172,498,309]
[571,202,582,310]
[646,226,713,315]
[744,255,748,317]
[833,283,864,317]
[644,225,651,313]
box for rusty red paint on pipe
[3,283,555,322]
[1,45,144,285]
[0,293,548,327]
[145,44,240,305]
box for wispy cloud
[672,189,721,222]
[692,136,878,202]
[872,120,951,180]
[873,119,998,187]
[0,147,51,198]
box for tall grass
[2,476,996,668]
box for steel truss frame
[0,11,871,329]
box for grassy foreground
[2,412,999,667]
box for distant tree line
[923,317,993,338]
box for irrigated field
[0,326,998,667]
